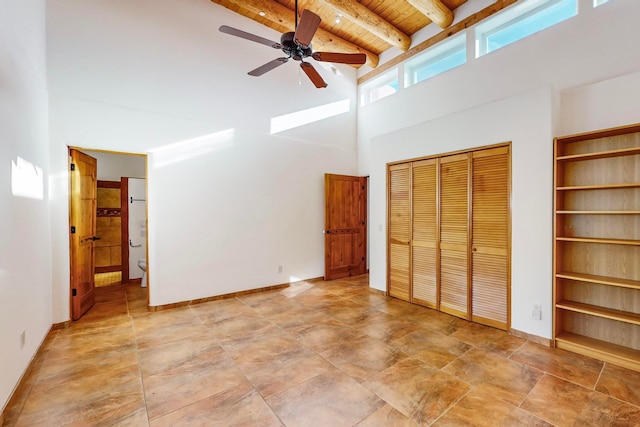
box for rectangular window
[475,0,577,58]
[359,69,398,106]
[404,33,466,88]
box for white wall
[47,0,359,315]
[128,178,147,279]
[359,0,640,339]
[0,0,51,412]
[370,89,555,337]
[83,151,145,182]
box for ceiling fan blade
[248,58,289,76]
[300,62,327,88]
[219,25,282,49]
[294,10,321,48]
[312,52,367,65]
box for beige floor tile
[242,352,333,398]
[296,318,363,352]
[357,404,420,427]
[9,277,640,427]
[364,357,471,426]
[267,370,384,427]
[596,363,640,407]
[137,330,222,377]
[449,322,525,357]
[441,348,542,405]
[143,348,248,419]
[206,313,274,341]
[392,329,471,369]
[320,335,407,382]
[150,382,281,426]
[511,341,604,388]
[63,398,149,427]
[189,297,256,323]
[15,364,143,427]
[433,388,551,426]
[522,374,640,426]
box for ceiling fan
[219,0,366,88]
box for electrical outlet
[277,265,283,273]
[20,330,26,349]
[532,304,542,320]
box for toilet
[137,259,147,288]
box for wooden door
[69,149,98,320]
[471,147,510,330]
[411,159,438,308]
[388,164,411,301]
[439,153,470,319]
[324,174,367,280]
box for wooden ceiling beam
[319,0,411,51]
[406,0,454,29]
[221,0,379,68]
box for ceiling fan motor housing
[281,32,312,61]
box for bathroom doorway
[68,147,148,320]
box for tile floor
[3,275,640,426]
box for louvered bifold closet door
[388,164,411,301]
[412,159,438,308]
[471,147,510,330]
[439,153,470,319]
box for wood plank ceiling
[211,0,468,69]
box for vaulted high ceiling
[211,0,468,69]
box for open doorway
[68,147,148,321]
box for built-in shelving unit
[553,123,640,372]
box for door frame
[68,147,149,319]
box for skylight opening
[404,33,466,88]
[359,69,399,106]
[475,0,577,58]
[270,99,350,134]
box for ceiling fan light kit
[219,1,366,88]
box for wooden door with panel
[69,149,98,320]
[388,164,411,301]
[439,153,470,319]
[411,158,439,308]
[324,174,367,280]
[471,146,510,330]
